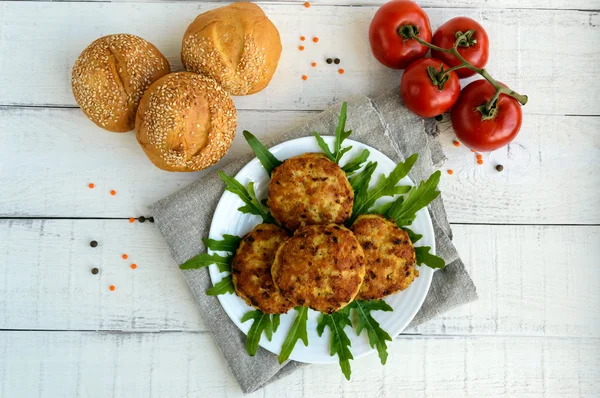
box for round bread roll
[135,72,237,172]
[181,2,281,96]
[72,34,171,132]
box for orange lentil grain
[447,169,454,175]
[302,75,308,81]
[338,69,345,74]
[311,62,317,67]
[129,218,135,223]
[300,36,306,41]
[109,285,115,291]
[304,2,311,7]
[110,190,117,196]
[88,183,95,189]
[476,154,483,160]
[477,159,484,165]
[470,149,476,153]
[122,254,128,260]
[313,37,319,43]
[453,140,460,147]
[131,263,137,270]
[299,45,305,51]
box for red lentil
[88,183,95,189]
[122,254,128,260]
[447,169,454,175]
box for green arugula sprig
[314,102,352,164]
[317,307,354,380]
[278,307,309,363]
[218,171,275,224]
[385,170,441,227]
[179,235,242,296]
[415,246,445,269]
[342,149,370,175]
[242,310,281,356]
[346,154,417,225]
[243,131,282,176]
[350,300,393,365]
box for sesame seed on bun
[135,72,237,172]
[181,2,281,96]
[72,34,170,132]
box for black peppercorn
[434,114,443,121]
[496,164,504,172]
[326,58,333,64]
[334,58,340,64]
[90,240,98,248]
[91,268,99,275]
[138,216,146,223]
[148,217,155,223]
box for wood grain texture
[0,3,598,115]
[1,107,599,223]
[0,331,598,397]
[50,0,600,11]
[1,219,598,337]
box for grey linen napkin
[149,90,478,393]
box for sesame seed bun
[135,72,237,172]
[181,2,282,96]
[72,34,170,133]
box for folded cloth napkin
[150,90,478,394]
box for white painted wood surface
[2,108,599,223]
[1,3,599,115]
[1,220,599,337]
[1,332,598,397]
[0,0,599,396]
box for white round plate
[208,136,434,364]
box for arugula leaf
[415,246,446,269]
[242,310,277,356]
[218,171,275,224]
[342,149,370,174]
[317,307,353,380]
[272,314,280,333]
[313,102,353,164]
[348,161,377,193]
[243,130,282,176]
[278,307,309,364]
[179,253,233,273]
[350,300,393,365]
[206,276,235,296]
[202,234,242,252]
[372,200,395,216]
[385,170,441,227]
[347,154,417,225]
[403,228,423,244]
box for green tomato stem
[405,28,529,109]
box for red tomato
[400,58,460,118]
[369,1,432,70]
[431,17,489,78]
[451,80,523,151]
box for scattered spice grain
[304,2,311,7]
[326,58,333,64]
[109,285,115,291]
[453,140,460,147]
[90,240,98,248]
[311,62,317,67]
[91,268,99,275]
[129,218,135,223]
[313,37,319,43]
[300,36,306,41]
[447,169,454,175]
[302,75,308,81]
[131,264,137,270]
[477,159,484,165]
[88,183,95,189]
[496,164,504,172]
[138,216,146,223]
[299,45,305,51]
[122,254,128,260]
[334,58,340,64]
[338,69,345,74]
[110,190,117,196]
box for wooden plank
[1,220,598,338]
[0,331,598,397]
[1,107,599,224]
[0,3,598,115]
[54,0,600,11]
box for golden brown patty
[268,153,354,231]
[231,224,293,314]
[350,214,418,300]
[272,224,365,314]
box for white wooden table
[1,1,599,396]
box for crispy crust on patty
[268,153,354,231]
[271,224,365,313]
[231,223,293,314]
[350,214,418,300]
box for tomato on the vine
[400,58,460,118]
[431,17,489,78]
[451,80,523,151]
[369,0,432,70]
